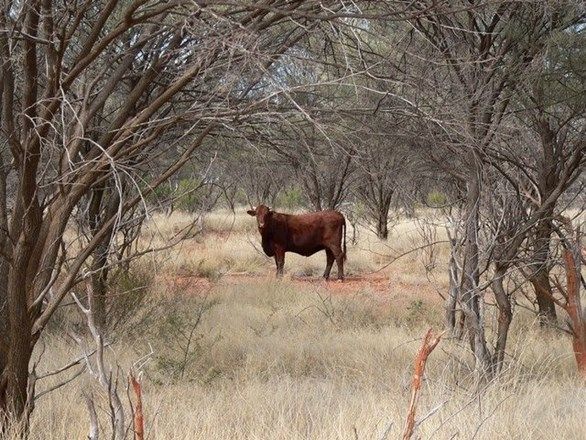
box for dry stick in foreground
[549,221,585,376]
[129,373,145,440]
[563,248,586,376]
[402,328,444,440]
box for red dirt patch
[158,271,444,311]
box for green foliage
[232,188,249,206]
[151,181,175,202]
[276,185,304,210]
[348,200,368,220]
[426,190,447,207]
[405,299,425,327]
[106,268,155,334]
[175,178,205,212]
[150,298,219,383]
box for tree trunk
[0,163,9,394]
[446,237,460,334]
[376,214,389,240]
[87,180,120,331]
[460,176,491,376]
[0,278,34,427]
[88,186,108,331]
[491,265,512,373]
[369,192,392,240]
[90,244,109,332]
[529,216,557,325]
[1,152,42,426]
[530,117,559,325]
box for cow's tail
[342,217,347,261]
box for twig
[37,345,108,380]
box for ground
[16,210,586,440]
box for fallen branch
[403,328,444,440]
[129,372,145,440]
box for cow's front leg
[274,247,285,277]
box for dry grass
[14,209,586,439]
[27,279,584,440]
[138,210,450,281]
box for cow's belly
[288,245,324,257]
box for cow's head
[247,204,272,232]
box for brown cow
[247,205,347,280]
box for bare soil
[160,271,444,313]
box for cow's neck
[261,229,274,256]
[260,214,287,257]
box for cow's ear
[246,209,256,216]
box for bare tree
[377,0,585,375]
[353,125,412,239]
[514,33,586,324]
[0,0,377,425]
[218,141,289,208]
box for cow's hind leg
[323,249,335,280]
[332,247,345,281]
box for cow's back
[283,210,344,255]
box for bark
[529,213,557,325]
[1,82,43,421]
[491,265,512,373]
[376,212,389,240]
[130,373,145,440]
[85,394,99,440]
[0,160,9,384]
[88,186,108,331]
[1,267,35,425]
[529,117,560,325]
[563,248,586,376]
[460,175,491,375]
[446,237,460,334]
[87,178,123,331]
[90,244,110,332]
